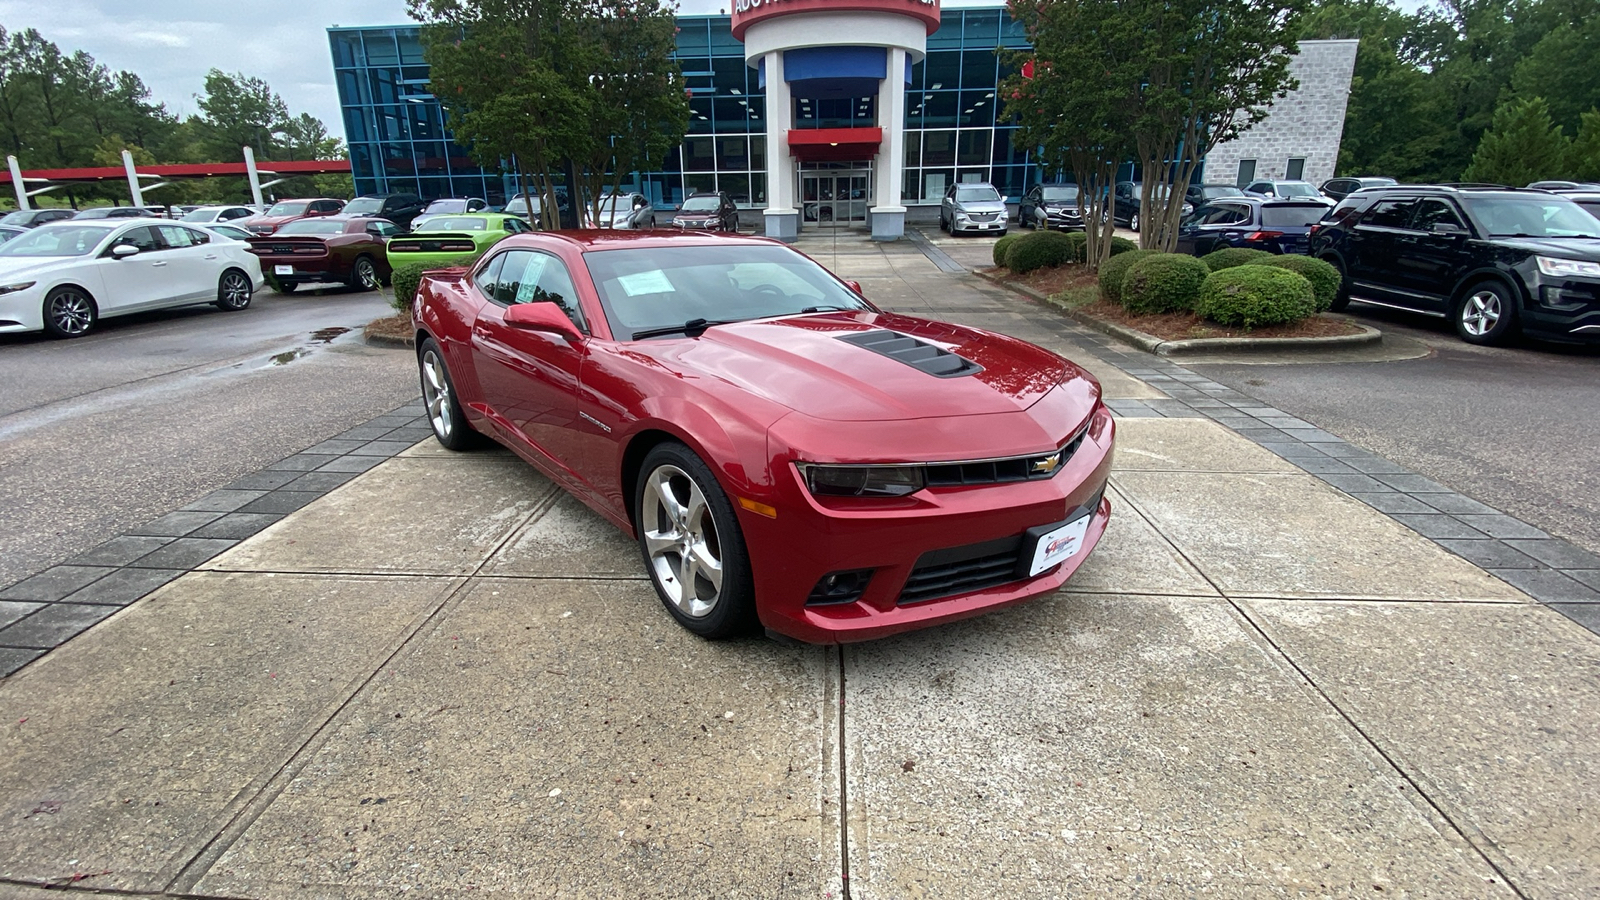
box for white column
[870,47,908,240]
[763,51,799,241]
[122,150,145,208]
[244,146,265,208]
[7,156,28,210]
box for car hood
[0,256,74,280]
[1491,237,1600,259]
[955,201,1007,214]
[645,311,1073,422]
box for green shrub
[1261,254,1341,312]
[1201,246,1274,272]
[1097,249,1162,304]
[390,263,427,313]
[993,234,1019,268]
[1195,265,1317,328]
[1006,230,1077,273]
[1109,235,1139,256]
[1064,230,1088,262]
[1120,253,1211,314]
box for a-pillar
[762,51,799,242]
[869,47,908,241]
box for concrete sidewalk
[1,232,1598,898]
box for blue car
[1175,198,1330,257]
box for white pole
[7,155,29,210]
[243,146,265,207]
[122,150,145,208]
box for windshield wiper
[799,304,854,313]
[630,318,739,340]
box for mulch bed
[985,264,1097,298]
[1076,299,1367,340]
[365,313,415,345]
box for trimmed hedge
[1064,230,1088,262]
[390,263,427,313]
[993,234,1019,268]
[1201,246,1274,272]
[1195,265,1317,327]
[1120,253,1211,315]
[1006,230,1077,273]
[1109,235,1139,256]
[1261,254,1341,312]
[1097,249,1161,305]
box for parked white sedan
[0,219,264,338]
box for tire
[1455,280,1520,345]
[42,286,97,338]
[274,280,298,294]
[1321,256,1351,311]
[1129,212,1141,233]
[997,229,1008,237]
[418,337,484,450]
[634,442,756,639]
[348,255,380,292]
[939,214,948,232]
[214,269,253,311]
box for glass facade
[328,8,1039,209]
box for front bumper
[1524,272,1600,342]
[0,286,47,332]
[1042,210,1085,231]
[953,216,1007,233]
[743,403,1115,644]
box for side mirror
[111,244,140,258]
[844,280,864,296]
[634,198,647,209]
[1432,222,1467,237]
[1000,196,1009,204]
[504,301,583,342]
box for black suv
[1309,185,1600,345]
[341,193,426,230]
[671,192,739,232]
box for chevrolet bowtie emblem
[1032,452,1062,475]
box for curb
[974,269,1383,357]
[363,332,415,350]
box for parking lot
[1,232,1596,898]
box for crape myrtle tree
[1001,0,1144,272]
[410,0,688,230]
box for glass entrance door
[802,172,870,227]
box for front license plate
[1026,514,1091,576]
[274,265,293,275]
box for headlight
[798,463,925,498]
[1537,256,1600,278]
[0,281,37,295]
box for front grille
[968,212,998,222]
[924,426,1089,487]
[899,535,1024,605]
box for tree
[1128,0,1306,250]
[195,69,290,161]
[1510,17,1600,135]
[1461,96,1570,185]
[1564,109,1600,182]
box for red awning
[787,127,883,162]
[0,158,352,186]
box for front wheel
[1129,212,1141,233]
[43,286,97,338]
[418,337,484,450]
[1321,256,1351,311]
[1455,281,1520,345]
[215,269,253,311]
[634,442,756,639]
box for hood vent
[836,330,983,379]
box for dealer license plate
[274,264,293,275]
[1026,514,1091,576]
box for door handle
[151,261,168,267]
[204,254,218,260]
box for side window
[367,221,398,237]
[1361,199,1418,229]
[497,249,587,330]
[1412,199,1466,232]
[474,252,507,298]
[116,225,163,253]
[1209,205,1250,225]
[157,225,196,247]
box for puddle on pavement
[311,327,351,343]
[269,348,309,365]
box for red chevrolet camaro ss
[412,230,1114,644]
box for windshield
[1,211,35,225]
[424,200,467,214]
[210,225,251,240]
[1276,183,1321,198]
[265,202,310,217]
[0,225,114,257]
[585,244,872,340]
[420,216,488,232]
[180,209,218,222]
[0,228,20,243]
[341,198,383,215]
[1574,200,1600,220]
[277,220,346,235]
[1041,186,1079,202]
[1201,186,1245,198]
[1463,196,1600,238]
[1261,205,1329,227]
[680,197,721,212]
[956,185,1001,203]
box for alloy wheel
[640,464,724,619]
[220,272,251,309]
[49,289,94,335]
[421,349,453,440]
[1461,290,1501,337]
[357,258,379,290]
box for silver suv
[940,182,1009,235]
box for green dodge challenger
[385,213,534,269]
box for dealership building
[329,4,1354,241]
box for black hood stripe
[836,329,983,378]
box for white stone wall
[1205,39,1359,187]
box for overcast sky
[1,0,1432,158]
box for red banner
[731,0,941,41]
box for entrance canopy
[788,127,883,162]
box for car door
[1346,197,1419,304]
[1020,187,1039,226]
[1114,183,1134,224]
[1392,198,1474,312]
[100,225,172,313]
[470,248,593,479]
[155,224,221,301]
